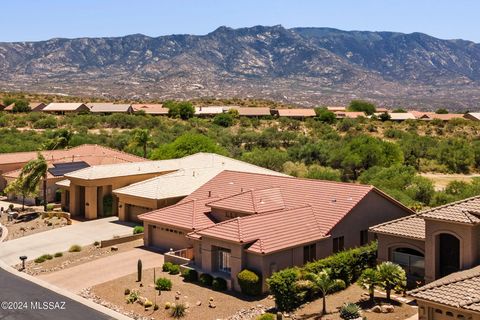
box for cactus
[339,302,361,320]
[137,259,142,282]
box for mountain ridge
[1,25,480,109]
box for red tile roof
[230,107,271,116]
[334,111,366,118]
[131,104,169,115]
[207,187,285,214]
[276,109,316,117]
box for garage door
[149,224,190,251]
[127,205,152,222]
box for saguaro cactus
[137,259,142,282]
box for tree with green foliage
[129,129,150,158]
[437,138,474,173]
[392,108,407,113]
[213,113,235,127]
[348,100,376,115]
[376,262,406,301]
[305,165,342,181]
[4,177,36,210]
[241,148,289,171]
[435,108,449,114]
[19,153,49,211]
[357,268,380,301]
[167,101,195,120]
[307,269,344,315]
[314,107,336,123]
[150,133,227,160]
[12,99,31,113]
[378,112,391,122]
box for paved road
[39,247,164,293]
[0,268,115,320]
[0,217,134,266]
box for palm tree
[20,153,48,211]
[308,269,344,315]
[129,129,150,158]
[4,178,36,211]
[357,268,380,301]
[377,262,407,301]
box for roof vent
[331,199,336,203]
[208,190,212,197]
[347,197,352,200]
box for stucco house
[139,170,413,292]
[43,103,90,114]
[87,103,134,114]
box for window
[303,244,316,263]
[360,230,369,246]
[225,211,239,218]
[446,312,454,317]
[216,248,231,274]
[333,236,344,253]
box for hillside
[2,26,480,109]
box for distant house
[464,112,480,121]
[194,106,227,117]
[410,111,465,121]
[275,108,316,119]
[87,103,133,114]
[387,112,416,121]
[334,111,366,119]
[30,102,47,112]
[43,103,89,114]
[327,106,346,112]
[132,104,169,115]
[230,107,272,117]
[376,107,390,113]
[3,103,15,112]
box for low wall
[100,233,143,248]
[164,253,190,265]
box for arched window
[392,247,424,278]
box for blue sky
[1,0,479,42]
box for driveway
[39,247,164,293]
[0,217,134,266]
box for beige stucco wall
[116,194,184,222]
[424,219,480,282]
[417,300,480,320]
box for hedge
[181,269,198,282]
[212,277,227,291]
[237,269,262,296]
[199,273,213,286]
[267,241,377,311]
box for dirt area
[18,239,144,275]
[0,210,67,241]
[294,284,417,320]
[421,172,480,191]
[88,267,275,320]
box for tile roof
[131,104,169,115]
[3,103,15,111]
[230,107,271,116]
[276,109,316,117]
[43,103,88,112]
[327,106,346,112]
[207,187,285,214]
[418,112,465,121]
[195,106,226,115]
[87,103,133,113]
[190,205,327,254]
[29,102,47,111]
[465,112,480,121]
[67,153,286,181]
[139,197,218,230]
[334,111,366,118]
[388,112,416,121]
[409,265,480,312]
[370,214,426,240]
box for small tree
[357,268,380,301]
[348,100,376,115]
[129,129,150,158]
[379,112,391,122]
[377,262,406,301]
[436,108,449,114]
[4,178,36,211]
[20,153,48,211]
[308,269,344,315]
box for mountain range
[1,25,480,109]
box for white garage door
[149,224,190,252]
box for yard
[87,267,275,320]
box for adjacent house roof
[370,195,480,239]
[327,106,346,112]
[195,106,226,115]
[3,103,15,111]
[276,109,316,117]
[334,111,366,119]
[140,170,412,253]
[191,205,327,254]
[87,103,133,113]
[131,104,169,115]
[230,107,271,117]
[388,112,416,121]
[43,103,89,112]
[418,113,465,121]
[465,113,480,121]
[409,265,480,313]
[29,102,47,111]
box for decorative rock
[196,301,202,306]
[175,295,180,300]
[176,291,181,295]
[382,304,395,313]
[111,246,118,251]
[209,302,216,308]
[209,297,214,302]
[371,305,382,313]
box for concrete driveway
[39,247,164,293]
[0,217,134,266]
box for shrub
[155,277,173,291]
[339,303,361,319]
[267,268,302,311]
[169,302,187,318]
[181,269,198,282]
[237,269,262,296]
[199,273,213,286]
[44,254,53,260]
[212,277,227,291]
[162,262,174,272]
[93,241,100,246]
[46,204,55,211]
[256,314,276,320]
[169,264,180,275]
[125,290,139,304]
[34,256,46,263]
[213,113,235,127]
[133,226,144,234]
[54,252,63,258]
[69,244,82,252]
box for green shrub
[169,264,180,275]
[256,313,276,320]
[69,244,82,252]
[237,269,262,296]
[181,269,198,282]
[133,226,144,234]
[34,256,46,263]
[125,290,139,304]
[93,241,100,246]
[162,262,174,272]
[267,268,302,311]
[169,302,187,318]
[339,302,361,319]
[46,204,55,211]
[53,252,63,258]
[199,273,213,286]
[44,254,53,260]
[155,277,172,291]
[212,277,227,291]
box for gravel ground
[89,267,275,320]
[18,239,144,275]
[0,211,67,241]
